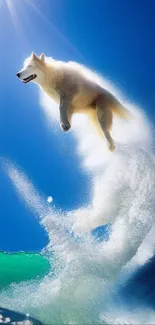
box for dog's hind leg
[96,97,115,151]
[103,130,115,151]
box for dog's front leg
[59,95,72,132]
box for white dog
[17,52,130,151]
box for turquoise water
[0,252,50,287]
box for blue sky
[0,0,154,254]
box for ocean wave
[1,63,155,324]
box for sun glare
[0,0,29,44]
[0,0,83,62]
[5,0,18,25]
[0,0,19,28]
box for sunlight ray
[0,0,31,52]
[27,0,85,61]
[5,0,19,28]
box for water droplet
[47,196,53,203]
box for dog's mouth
[23,74,37,84]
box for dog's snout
[16,72,21,78]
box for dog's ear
[40,53,45,63]
[31,52,38,60]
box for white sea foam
[1,62,155,324]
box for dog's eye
[27,65,32,68]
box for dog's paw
[109,142,115,152]
[61,122,71,132]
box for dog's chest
[47,87,60,103]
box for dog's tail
[110,95,131,120]
[112,102,131,120]
[101,90,131,120]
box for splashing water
[1,62,155,324]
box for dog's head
[16,52,46,85]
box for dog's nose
[16,72,21,78]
